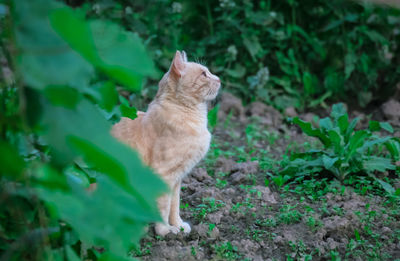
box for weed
[192,197,225,221]
[278,204,303,225]
[214,241,242,260]
[281,103,400,195]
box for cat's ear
[182,50,188,62]
[170,50,186,80]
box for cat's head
[158,51,221,104]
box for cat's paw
[171,221,191,234]
[178,221,191,234]
[155,223,180,236]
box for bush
[84,0,400,109]
[280,103,400,194]
[0,0,166,259]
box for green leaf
[120,104,137,120]
[208,104,220,129]
[243,35,262,61]
[345,53,357,79]
[49,8,100,65]
[0,141,25,178]
[363,156,395,172]
[328,129,342,154]
[13,0,93,90]
[303,72,314,96]
[369,121,394,133]
[322,154,338,169]
[37,175,159,254]
[384,139,400,160]
[319,117,333,131]
[91,20,155,90]
[40,96,166,204]
[292,117,331,147]
[84,82,118,112]
[226,64,246,78]
[49,6,155,91]
[32,165,69,191]
[358,136,392,154]
[331,103,347,120]
[375,178,395,195]
[337,114,349,135]
[354,229,361,241]
[44,86,80,109]
[345,117,359,142]
[346,130,370,160]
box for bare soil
[133,94,400,260]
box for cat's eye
[202,71,207,77]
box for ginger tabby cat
[111,51,220,236]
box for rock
[183,178,202,194]
[254,186,277,204]
[207,212,224,224]
[232,161,259,174]
[218,92,245,121]
[351,110,368,129]
[283,232,296,242]
[326,238,339,250]
[151,241,201,260]
[315,229,327,240]
[273,235,284,245]
[216,159,259,175]
[191,168,211,182]
[199,188,223,201]
[247,102,282,127]
[381,227,392,235]
[194,223,219,239]
[323,216,350,232]
[230,171,247,184]
[284,107,298,118]
[215,157,237,174]
[382,99,400,119]
[381,99,400,126]
[232,239,260,254]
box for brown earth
[133,93,400,260]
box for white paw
[155,223,180,236]
[172,221,191,234]
[179,221,191,234]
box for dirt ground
[133,94,400,261]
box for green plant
[87,0,400,109]
[192,197,225,220]
[0,0,165,260]
[278,204,303,225]
[281,103,400,194]
[214,241,242,260]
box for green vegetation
[0,0,165,260]
[1,0,400,260]
[86,0,400,109]
[280,103,400,194]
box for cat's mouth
[206,82,221,100]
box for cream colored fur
[111,51,220,236]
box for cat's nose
[216,77,220,83]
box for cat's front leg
[155,193,180,236]
[169,180,191,234]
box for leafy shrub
[84,0,400,109]
[0,0,165,260]
[280,103,400,194]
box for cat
[111,50,221,236]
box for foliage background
[83,0,400,110]
[0,0,399,260]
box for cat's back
[111,111,148,149]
